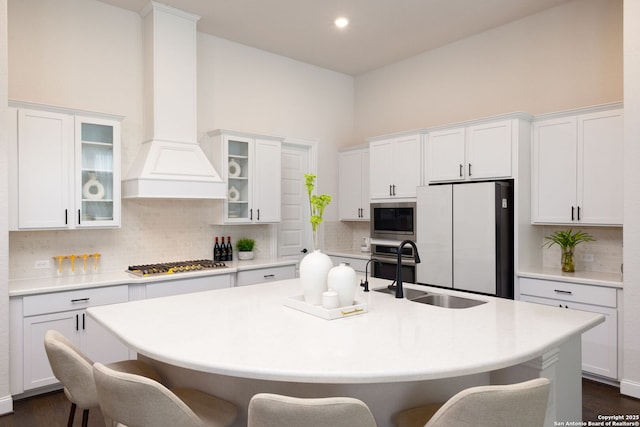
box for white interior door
[278,143,312,269]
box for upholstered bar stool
[394,378,550,427]
[93,362,238,427]
[248,393,378,427]
[44,329,162,427]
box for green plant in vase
[304,173,332,250]
[543,228,595,272]
[236,238,255,260]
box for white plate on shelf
[228,159,242,177]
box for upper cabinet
[206,130,282,224]
[531,107,623,225]
[338,147,369,220]
[425,119,513,183]
[369,133,421,200]
[9,104,122,230]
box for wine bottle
[213,237,221,261]
[227,236,233,261]
[221,236,228,261]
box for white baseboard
[0,394,14,416]
[621,378,640,399]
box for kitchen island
[87,277,603,427]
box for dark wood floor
[0,378,638,426]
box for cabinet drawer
[519,278,616,307]
[146,274,231,299]
[236,265,296,286]
[23,285,129,316]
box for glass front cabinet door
[75,116,121,228]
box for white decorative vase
[299,250,333,305]
[238,251,254,260]
[327,263,357,307]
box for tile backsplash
[9,199,274,280]
[540,226,623,274]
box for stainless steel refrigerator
[416,180,514,298]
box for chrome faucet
[393,240,421,298]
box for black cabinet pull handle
[264,274,275,279]
[65,209,68,225]
[250,209,253,221]
[554,289,573,295]
[389,185,392,196]
[577,206,581,221]
[257,209,260,221]
[75,314,79,331]
[393,185,396,196]
[468,163,472,176]
[78,209,81,225]
[82,313,85,330]
[571,206,575,221]
[459,164,463,177]
[71,298,90,303]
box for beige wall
[622,0,640,399]
[353,0,622,142]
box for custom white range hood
[122,1,225,199]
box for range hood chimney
[122,1,225,199]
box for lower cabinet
[236,265,295,286]
[328,255,369,274]
[145,274,232,299]
[519,277,619,380]
[15,285,130,393]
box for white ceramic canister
[327,263,357,307]
[299,250,333,305]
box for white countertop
[9,258,298,297]
[87,278,603,384]
[518,268,623,288]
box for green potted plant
[304,173,332,250]
[236,238,255,260]
[543,228,595,272]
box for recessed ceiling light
[335,17,349,28]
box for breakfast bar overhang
[87,278,604,427]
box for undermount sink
[374,286,486,309]
[410,293,487,309]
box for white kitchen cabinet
[236,265,296,286]
[10,103,122,230]
[207,130,282,224]
[369,133,421,200]
[519,277,618,379]
[17,285,130,392]
[531,107,623,225]
[425,120,512,183]
[145,274,232,299]
[338,147,369,220]
[328,255,369,274]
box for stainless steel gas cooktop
[126,259,227,277]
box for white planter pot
[238,251,254,260]
[327,263,357,307]
[299,250,333,305]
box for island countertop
[87,277,603,384]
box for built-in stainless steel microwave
[370,202,416,241]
